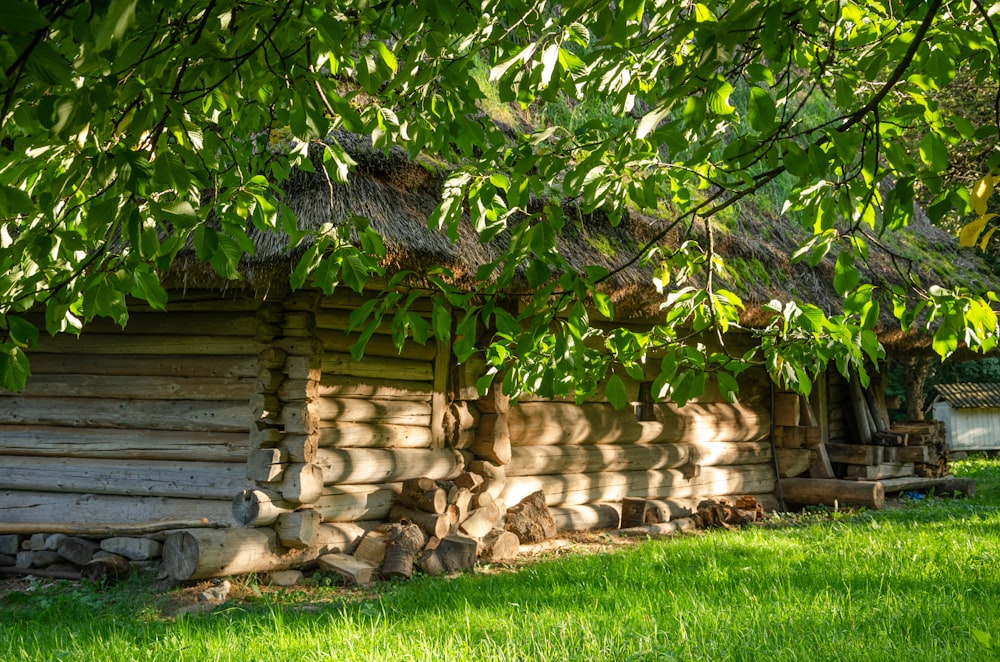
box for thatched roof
[167,133,1000,355]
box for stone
[0,534,23,556]
[198,580,231,603]
[268,570,303,587]
[30,551,61,568]
[29,533,47,551]
[15,551,33,568]
[100,537,162,561]
[0,553,15,567]
[57,537,101,566]
[44,533,69,551]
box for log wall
[0,291,263,530]
[448,340,777,529]
[245,291,446,529]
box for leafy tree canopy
[2,0,1000,403]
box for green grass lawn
[3,457,999,661]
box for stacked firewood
[315,478,554,585]
[827,420,949,480]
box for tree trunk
[900,357,933,421]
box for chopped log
[10,374,256,401]
[352,529,389,565]
[233,488,293,527]
[807,444,836,479]
[782,477,885,509]
[468,460,507,498]
[473,491,494,509]
[453,488,473,523]
[389,504,452,539]
[275,510,321,549]
[479,529,519,563]
[618,517,697,538]
[454,472,484,492]
[0,456,249,499]
[929,477,975,497]
[382,522,427,579]
[504,491,557,543]
[471,413,512,465]
[621,497,671,528]
[445,402,481,448]
[310,522,372,554]
[317,553,375,585]
[247,448,287,483]
[313,448,464,486]
[505,402,769,446]
[80,555,132,583]
[0,427,248,462]
[845,463,915,480]
[251,425,283,449]
[776,448,814,478]
[500,465,776,507]
[397,478,448,514]
[694,497,762,530]
[278,463,325,505]
[434,535,478,573]
[548,504,622,531]
[0,398,251,432]
[460,499,506,539]
[312,483,400,522]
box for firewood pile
[826,420,949,480]
[316,476,549,585]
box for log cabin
[1,135,995,577]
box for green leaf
[0,345,31,392]
[918,132,948,172]
[0,1,48,33]
[605,374,628,410]
[747,86,776,132]
[833,251,859,295]
[95,0,139,52]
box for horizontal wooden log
[314,448,464,485]
[845,463,915,480]
[130,291,261,312]
[33,334,262,355]
[315,423,434,449]
[0,398,250,432]
[825,444,884,465]
[278,375,433,402]
[472,414,511,465]
[688,441,773,466]
[506,402,769,446]
[312,483,400,522]
[276,463,324,505]
[275,510,322,549]
[317,329,437,361]
[0,427,248,462]
[80,312,259,337]
[247,448,287,483]
[878,476,975,496]
[549,504,622,531]
[281,435,318,463]
[163,527,365,580]
[507,444,690,477]
[320,352,433,382]
[280,398,432,433]
[6,374,257,401]
[884,446,930,463]
[500,465,775,507]
[314,308,393,333]
[0,457,251,499]
[284,290,433,313]
[26,353,259,378]
[781,477,885,509]
[314,397,432,425]
[0,490,236,528]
